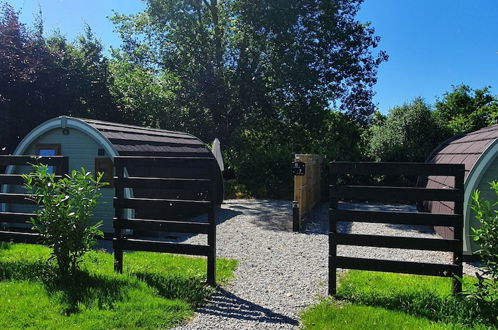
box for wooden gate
[0,155,69,244]
[113,156,218,285]
[329,162,464,295]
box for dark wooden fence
[0,155,69,244]
[113,156,218,285]
[329,162,465,295]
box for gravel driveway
[174,199,479,330]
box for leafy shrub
[365,98,444,162]
[469,182,498,319]
[23,165,106,275]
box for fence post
[452,165,464,294]
[113,158,124,273]
[329,170,338,296]
[207,159,217,286]
[292,201,300,232]
[59,157,69,177]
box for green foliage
[0,4,117,154]
[45,26,117,120]
[227,110,364,198]
[112,0,387,143]
[434,84,498,135]
[23,165,106,275]
[470,183,498,316]
[365,98,444,162]
[301,271,494,329]
[107,57,184,129]
[0,243,237,328]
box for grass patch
[301,271,497,329]
[0,243,237,329]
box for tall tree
[45,27,116,121]
[0,4,116,153]
[112,0,387,143]
[0,4,49,153]
[434,85,498,135]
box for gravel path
[174,199,479,330]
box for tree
[112,0,387,144]
[365,98,443,162]
[0,4,117,154]
[107,55,185,130]
[434,85,498,135]
[43,26,116,121]
[0,4,48,153]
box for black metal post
[292,201,300,232]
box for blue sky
[6,0,498,113]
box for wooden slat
[330,209,462,227]
[0,155,67,166]
[335,233,461,252]
[0,174,26,185]
[114,156,214,168]
[0,174,64,185]
[114,177,211,189]
[335,256,460,277]
[0,212,35,223]
[330,185,462,202]
[114,238,210,256]
[113,218,210,234]
[113,197,211,210]
[0,230,40,244]
[330,162,465,176]
[0,193,35,204]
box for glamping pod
[6,116,223,233]
[425,124,498,255]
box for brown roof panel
[425,124,498,214]
[452,142,472,154]
[104,132,204,146]
[74,117,214,159]
[439,143,459,153]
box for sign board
[292,162,306,176]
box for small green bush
[470,182,498,319]
[23,165,107,275]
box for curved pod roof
[426,124,498,254]
[14,116,213,158]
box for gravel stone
[174,199,480,330]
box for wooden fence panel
[0,155,69,244]
[113,156,218,286]
[329,162,464,296]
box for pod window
[35,144,61,174]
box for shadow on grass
[0,259,133,314]
[0,242,11,250]
[337,289,497,327]
[133,272,211,308]
[45,271,133,314]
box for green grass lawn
[0,243,237,329]
[300,271,497,329]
